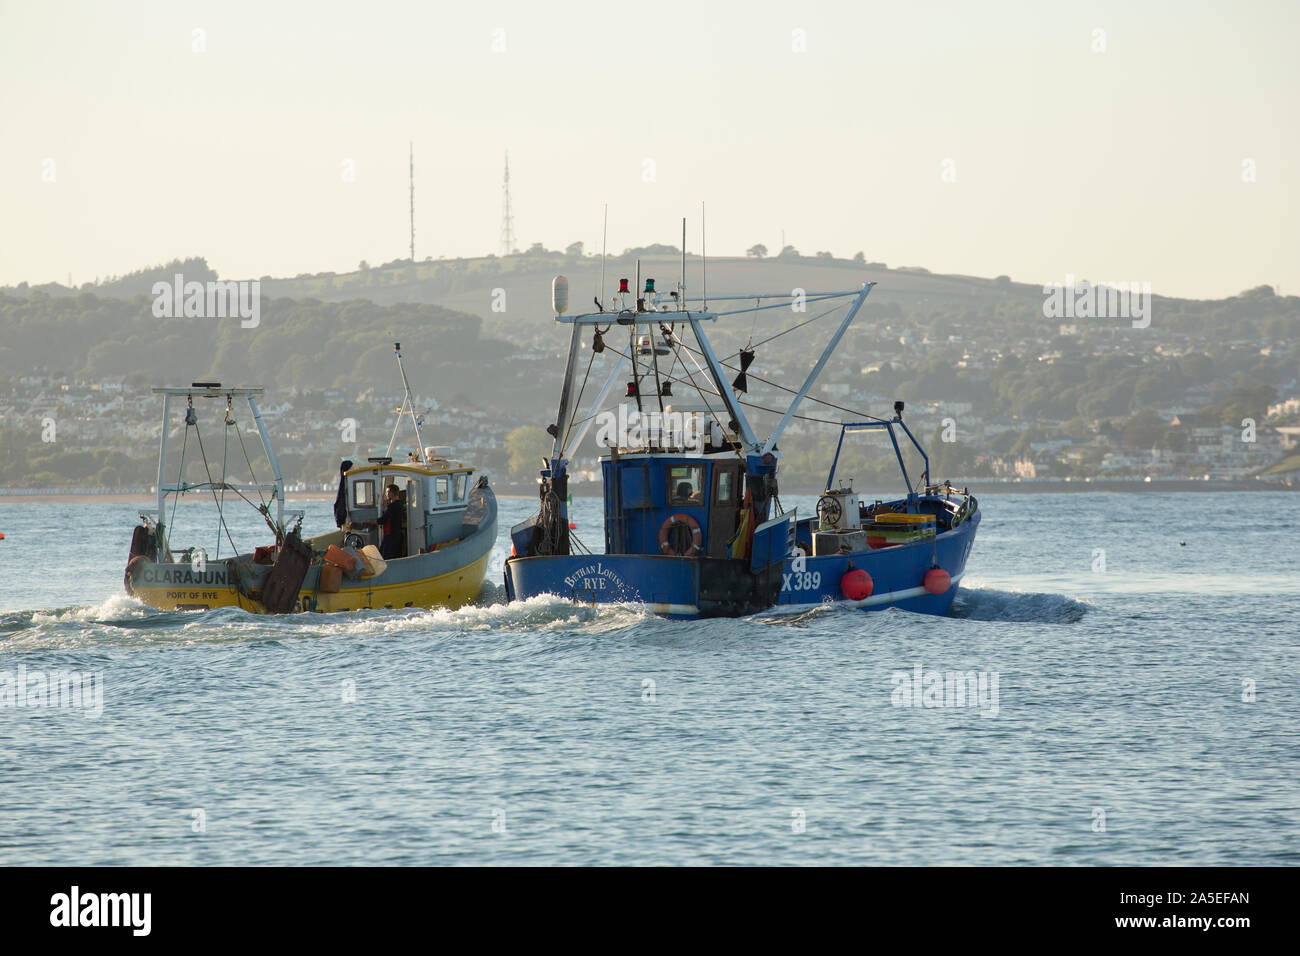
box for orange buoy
[841,568,873,600]
[923,568,950,595]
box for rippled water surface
[1,492,1296,864]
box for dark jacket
[378,498,406,559]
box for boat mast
[155,393,170,537]
[386,342,428,465]
[550,324,584,461]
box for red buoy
[923,568,950,595]
[841,568,873,600]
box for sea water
[0,492,1296,865]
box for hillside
[3,252,1298,491]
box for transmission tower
[499,151,517,256]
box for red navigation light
[618,278,630,294]
[626,381,638,397]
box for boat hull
[779,508,979,614]
[504,508,978,619]
[503,553,783,620]
[127,489,497,613]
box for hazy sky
[2,0,1296,298]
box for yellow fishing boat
[124,344,496,613]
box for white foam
[30,593,152,626]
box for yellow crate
[871,513,935,525]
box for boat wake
[0,590,656,650]
[747,585,1091,626]
[950,587,1090,624]
[0,582,1090,651]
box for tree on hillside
[816,251,834,259]
[778,245,800,258]
[853,252,865,264]
[747,244,768,258]
[1122,409,1167,450]
[565,241,584,257]
[506,425,550,481]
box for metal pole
[563,354,627,458]
[386,343,427,463]
[156,393,170,532]
[826,425,849,490]
[248,396,284,531]
[764,283,874,454]
[885,423,913,494]
[551,324,584,461]
[689,316,760,453]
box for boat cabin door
[707,462,743,556]
[406,478,425,555]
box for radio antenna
[599,203,608,309]
[680,217,686,313]
[701,202,707,312]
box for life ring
[658,513,702,556]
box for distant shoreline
[0,478,1293,505]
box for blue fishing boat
[503,246,979,619]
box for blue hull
[504,507,979,620]
[504,553,784,620]
[779,509,980,615]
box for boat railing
[826,417,931,500]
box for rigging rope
[192,421,244,561]
[565,345,599,443]
[218,399,231,559]
[673,330,891,425]
[605,343,844,428]
[554,300,885,463]
[165,423,189,558]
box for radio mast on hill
[409,141,416,262]
[500,151,517,256]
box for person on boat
[357,483,407,559]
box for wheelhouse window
[353,479,375,508]
[435,475,450,505]
[716,469,735,504]
[453,473,467,501]
[667,464,705,506]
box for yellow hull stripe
[131,551,492,614]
